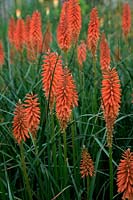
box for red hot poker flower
[42,22,53,53]
[13,101,29,144]
[42,51,63,111]
[57,2,72,52]
[14,18,26,52]
[29,10,43,52]
[8,17,16,45]
[100,33,110,71]
[28,10,43,60]
[101,68,121,147]
[77,41,86,67]
[87,7,100,57]
[25,15,31,44]
[122,3,131,38]
[80,148,94,178]
[56,68,78,130]
[117,149,133,200]
[24,93,40,137]
[0,41,4,66]
[69,0,82,43]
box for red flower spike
[24,93,40,137]
[69,0,82,43]
[8,17,16,45]
[100,33,110,71]
[56,68,78,130]
[87,7,100,57]
[42,51,63,111]
[122,3,131,38]
[0,41,4,66]
[13,101,29,144]
[14,18,26,52]
[101,68,121,147]
[27,11,42,61]
[77,41,86,67]
[25,15,31,44]
[29,10,43,55]
[57,2,72,52]
[42,22,53,53]
[117,149,133,200]
[80,148,94,178]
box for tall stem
[63,130,69,199]
[87,176,90,200]
[51,113,58,181]
[47,125,51,199]
[32,136,44,200]
[109,146,113,200]
[63,130,67,178]
[20,142,32,200]
[71,118,76,178]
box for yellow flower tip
[16,9,21,18]
[53,0,59,8]
[38,0,44,3]
[46,7,50,16]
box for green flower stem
[87,176,90,200]
[63,130,67,179]
[63,130,69,199]
[51,113,58,181]
[32,136,44,199]
[71,118,76,178]
[47,127,51,199]
[64,51,68,66]
[109,146,113,200]
[20,142,32,200]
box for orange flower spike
[24,93,40,137]
[57,2,72,52]
[80,148,94,178]
[100,33,110,71]
[13,101,29,144]
[117,149,133,200]
[87,7,100,57]
[14,18,26,52]
[77,41,86,67]
[29,10,43,54]
[69,0,82,43]
[0,41,4,66]
[8,17,16,45]
[101,68,121,147]
[56,68,78,130]
[42,22,53,53]
[25,15,31,44]
[122,3,131,38]
[42,51,63,111]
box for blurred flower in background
[16,9,21,18]
[38,0,44,3]
[53,0,59,8]
[46,6,50,16]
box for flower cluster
[57,0,82,51]
[122,3,131,38]
[117,149,133,199]
[8,10,52,62]
[13,93,40,144]
[87,7,100,57]
[101,68,121,147]
[80,148,94,178]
